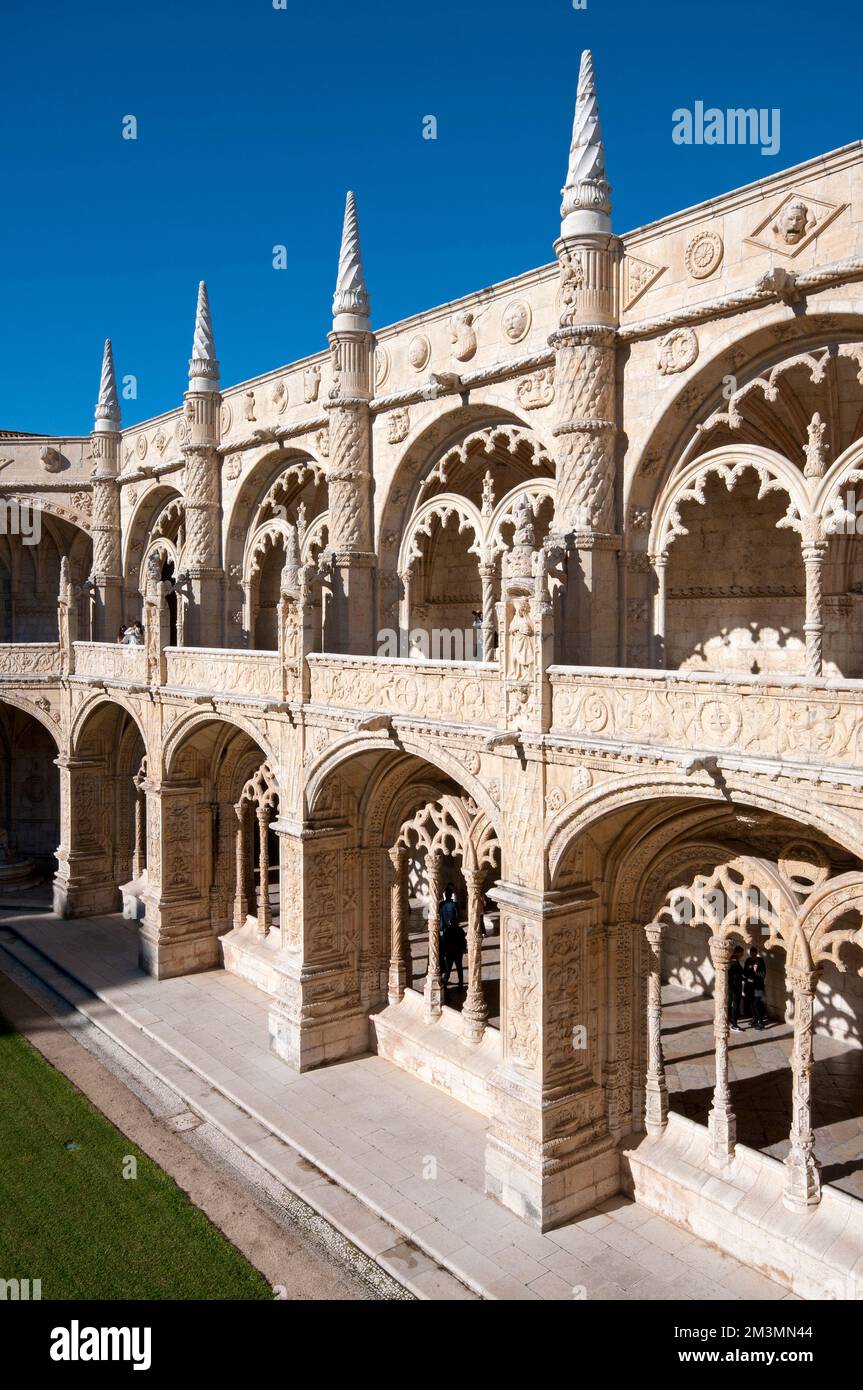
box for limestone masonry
[2,51,862,1297]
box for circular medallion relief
[219,402,233,434]
[135,434,148,461]
[374,346,391,388]
[407,334,431,372]
[685,230,723,281]
[502,299,531,344]
[657,327,699,376]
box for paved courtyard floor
[663,984,863,1201]
[0,907,797,1301]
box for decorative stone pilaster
[485,884,618,1229]
[784,966,822,1211]
[140,777,218,979]
[90,339,123,640]
[387,845,408,1005]
[57,558,79,677]
[547,50,620,668]
[266,821,369,1071]
[323,192,376,656]
[462,867,488,1043]
[643,922,668,1136]
[423,850,443,1022]
[707,936,736,1166]
[182,282,224,647]
[52,754,119,918]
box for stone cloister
[2,51,863,1294]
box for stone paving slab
[0,909,796,1302]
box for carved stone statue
[508,596,534,681]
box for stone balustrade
[550,666,863,774]
[164,647,283,699]
[0,643,61,676]
[307,652,501,727]
[73,641,149,685]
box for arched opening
[166,717,279,951]
[70,700,148,918]
[0,514,91,642]
[554,792,863,1206]
[0,701,59,900]
[304,743,503,1077]
[665,471,805,675]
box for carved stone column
[643,922,668,1136]
[90,339,123,641]
[131,772,146,880]
[233,801,248,929]
[183,282,224,648]
[423,850,443,1022]
[387,845,408,1005]
[462,867,488,1042]
[802,540,827,679]
[546,53,619,667]
[650,552,668,669]
[479,560,497,663]
[784,966,822,1210]
[256,804,272,938]
[324,192,375,656]
[707,936,736,1165]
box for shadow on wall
[662,922,863,1047]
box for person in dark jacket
[744,946,767,1030]
[439,883,466,995]
[729,945,744,1032]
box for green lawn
[0,1017,272,1299]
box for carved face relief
[449,311,476,362]
[408,334,431,371]
[502,299,531,343]
[774,200,812,245]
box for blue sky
[2,0,860,435]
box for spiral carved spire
[332,191,371,328]
[560,50,612,237]
[188,280,220,390]
[94,338,121,432]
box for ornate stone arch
[304,731,501,844]
[547,770,863,885]
[161,708,277,781]
[648,444,810,556]
[70,692,149,763]
[397,494,483,575]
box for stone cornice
[619,256,863,342]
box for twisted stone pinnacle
[94,338,121,430]
[188,280,220,386]
[333,191,371,324]
[560,49,612,236]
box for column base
[423,972,443,1023]
[783,1155,822,1211]
[52,873,120,919]
[707,1105,737,1167]
[268,961,370,1072]
[484,1068,620,1229]
[138,920,220,979]
[485,1128,620,1231]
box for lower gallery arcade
[2,692,862,1296]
